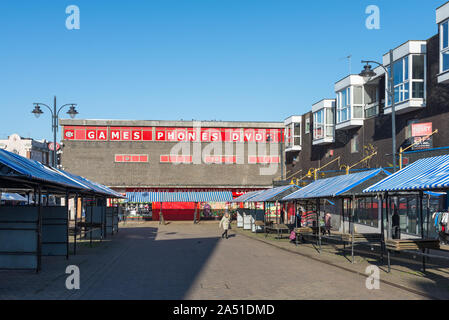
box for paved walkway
[0,222,430,299]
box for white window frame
[284,121,301,149]
[313,109,325,140]
[336,87,351,124]
[305,116,310,134]
[386,54,426,106]
[313,108,334,141]
[440,19,449,74]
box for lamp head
[32,105,43,118]
[359,63,376,81]
[67,105,78,119]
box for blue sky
[0,0,444,141]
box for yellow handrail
[340,151,378,175]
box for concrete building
[0,133,53,166]
[59,119,284,220]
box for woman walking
[219,212,231,239]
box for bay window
[386,54,425,107]
[284,116,302,152]
[312,99,335,145]
[336,86,364,124]
[441,20,449,73]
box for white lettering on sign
[122,131,130,140]
[167,131,175,141]
[98,131,107,140]
[87,131,96,140]
[188,131,196,141]
[177,131,186,141]
[211,132,220,141]
[133,131,141,140]
[111,131,120,140]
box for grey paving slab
[0,222,429,299]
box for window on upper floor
[386,54,425,106]
[284,120,301,150]
[337,87,350,123]
[305,116,310,134]
[440,20,449,73]
[313,108,334,140]
[364,85,379,118]
[351,134,360,153]
[336,86,364,124]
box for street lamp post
[32,96,78,168]
[360,50,397,172]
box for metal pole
[37,187,42,273]
[65,192,69,260]
[351,195,355,264]
[386,193,391,273]
[317,198,321,253]
[53,96,57,168]
[380,194,385,263]
[419,191,426,272]
[74,194,78,255]
[389,50,397,172]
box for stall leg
[37,187,42,273]
[74,194,78,255]
[387,249,391,273]
[66,192,69,260]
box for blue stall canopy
[1,193,28,202]
[55,168,125,198]
[249,185,300,202]
[283,169,390,200]
[0,149,124,198]
[364,155,449,193]
[0,149,89,191]
[231,190,266,203]
[126,191,234,203]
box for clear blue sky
[0,0,444,141]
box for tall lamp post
[32,96,79,168]
[359,49,397,172]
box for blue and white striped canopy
[283,169,388,200]
[126,191,234,203]
[364,155,449,193]
[232,190,266,202]
[250,185,299,202]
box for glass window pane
[412,55,424,79]
[443,22,449,49]
[404,56,409,81]
[393,59,403,85]
[353,106,363,119]
[412,82,424,98]
[394,85,400,103]
[353,86,363,104]
[294,123,301,136]
[326,108,334,125]
[294,137,301,146]
[404,82,409,101]
[443,51,449,72]
[341,90,347,107]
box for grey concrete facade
[59,119,284,190]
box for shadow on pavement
[0,226,222,300]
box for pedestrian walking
[324,212,332,236]
[219,212,231,239]
[159,210,165,225]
